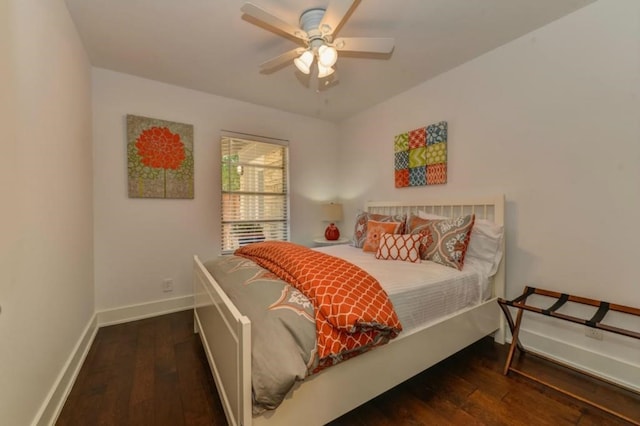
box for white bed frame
[194,195,506,426]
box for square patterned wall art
[394,121,447,188]
[127,115,194,199]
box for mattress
[314,244,491,335]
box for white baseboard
[35,295,194,425]
[96,294,194,326]
[34,314,98,426]
[510,329,640,393]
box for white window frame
[220,131,290,254]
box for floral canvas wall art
[127,115,194,199]
[394,121,447,188]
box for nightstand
[313,237,349,247]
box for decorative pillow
[375,233,422,263]
[406,214,475,270]
[350,212,406,248]
[362,220,403,252]
[418,211,503,276]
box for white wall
[92,69,339,312]
[0,0,94,424]
[338,0,640,388]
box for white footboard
[252,298,500,426]
[194,262,502,426]
[193,255,251,426]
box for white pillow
[417,211,503,276]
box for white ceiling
[64,0,595,123]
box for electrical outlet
[162,278,174,293]
[585,327,603,340]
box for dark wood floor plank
[154,371,185,426]
[129,398,155,426]
[58,310,640,426]
[170,309,197,343]
[499,378,582,425]
[129,320,155,406]
[155,313,178,376]
[577,408,635,426]
[327,400,392,426]
[452,357,515,401]
[462,389,543,426]
[406,379,482,426]
[410,364,478,408]
[372,386,455,425]
[56,386,103,425]
[175,339,226,425]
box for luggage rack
[498,286,640,425]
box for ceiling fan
[240,0,394,81]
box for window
[221,132,289,254]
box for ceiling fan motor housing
[299,8,331,48]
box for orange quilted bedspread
[236,242,402,367]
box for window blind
[220,132,289,254]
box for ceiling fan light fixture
[317,44,338,68]
[317,64,335,78]
[241,1,395,89]
[294,50,314,74]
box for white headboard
[365,195,504,225]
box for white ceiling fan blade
[241,2,307,41]
[260,48,305,71]
[319,0,360,36]
[334,37,395,54]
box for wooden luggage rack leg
[498,286,640,425]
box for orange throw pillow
[363,220,403,252]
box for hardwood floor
[57,310,640,425]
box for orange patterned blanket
[236,241,402,369]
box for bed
[193,196,506,426]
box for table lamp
[322,203,343,241]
